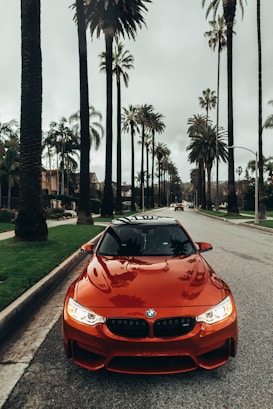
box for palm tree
[100,40,134,214]
[264,157,273,185]
[0,148,20,209]
[0,120,19,206]
[202,0,246,215]
[70,106,104,151]
[122,105,139,211]
[205,15,227,210]
[198,88,217,209]
[187,114,208,208]
[167,160,181,205]
[187,122,228,210]
[0,134,19,207]
[199,88,217,121]
[256,0,265,220]
[84,0,151,217]
[0,120,18,149]
[15,0,48,241]
[72,0,93,224]
[136,104,154,210]
[143,133,152,207]
[46,118,77,195]
[149,112,166,208]
[154,142,170,206]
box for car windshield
[96,224,196,257]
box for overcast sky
[1,0,273,184]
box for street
[1,208,273,409]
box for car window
[97,225,195,257]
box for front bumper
[62,311,238,374]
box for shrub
[91,199,101,214]
[0,209,16,223]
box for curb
[0,249,86,344]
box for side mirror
[195,242,213,253]
[81,243,95,254]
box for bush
[91,199,101,214]
[44,207,65,220]
[0,208,16,223]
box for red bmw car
[62,215,237,374]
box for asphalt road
[1,208,273,409]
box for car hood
[75,255,225,309]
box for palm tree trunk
[130,123,136,211]
[151,132,155,208]
[115,78,123,214]
[224,4,239,215]
[158,160,161,206]
[15,0,48,241]
[146,143,149,207]
[101,31,114,218]
[215,40,221,211]
[257,0,266,220]
[140,124,145,210]
[76,0,93,224]
[206,166,212,210]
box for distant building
[42,170,102,197]
[42,169,58,194]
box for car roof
[110,215,178,226]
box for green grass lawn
[197,208,273,228]
[0,224,105,312]
[0,223,14,233]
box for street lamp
[228,145,259,224]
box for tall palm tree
[136,104,154,209]
[205,15,227,211]
[100,40,134,214]
[198,88,217,205]
[15,0,48,241]
[149,112,166,208]
[202,0,246,215]
[256,0,265,220]
[198,90,217,208]
[187,121,228,210]
[84,0,151,217]
[122,105,139,211]
[154,142,170,207]
[143,133,152,207]
[167,160,181,204]
[187,114,208,208]
[72,0,93,224]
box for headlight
[67,298,105,326]
[196,296,233,324]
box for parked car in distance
[62,215,238,375]
[188,202,194,209]
[174,202,184,211]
